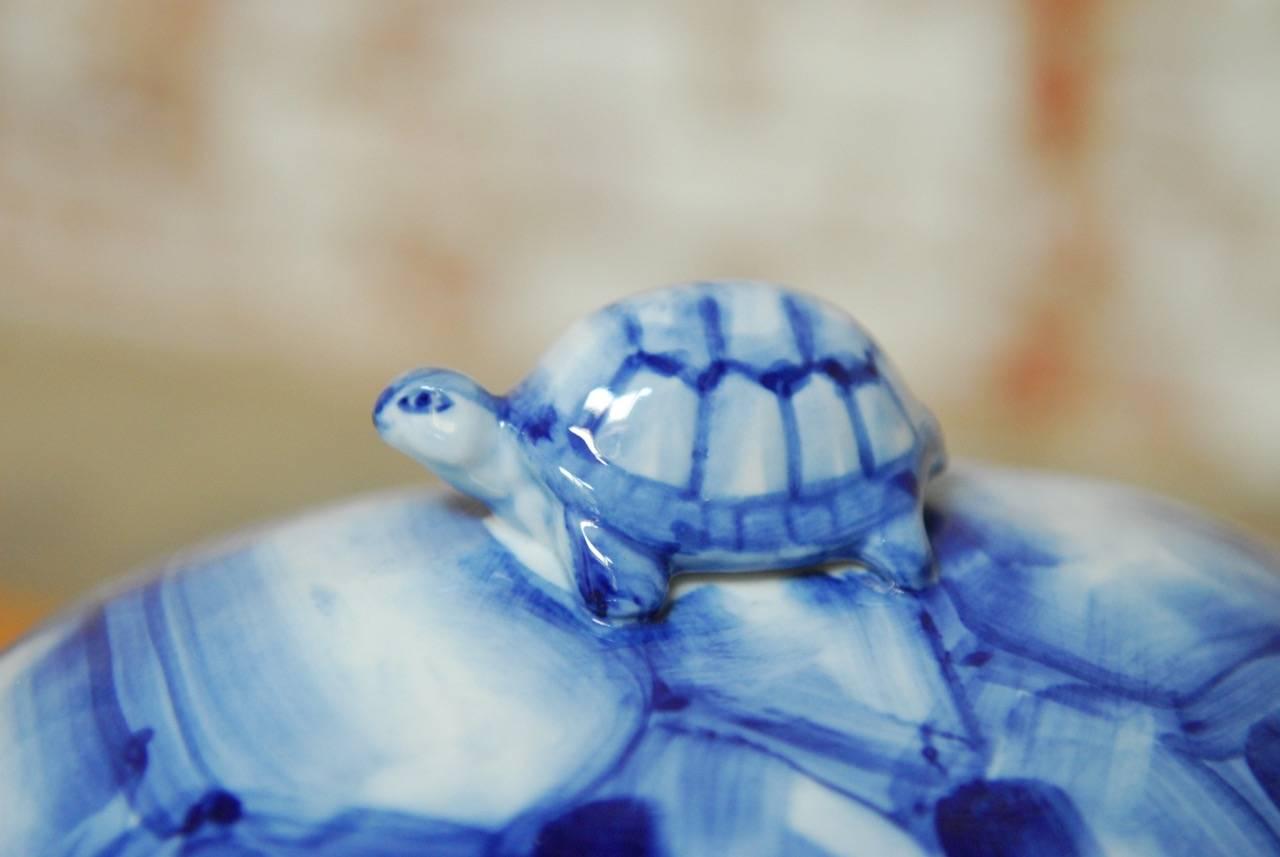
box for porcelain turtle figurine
[373,282,945,620]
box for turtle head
[373,368,508,500]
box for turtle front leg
[565,513,671,622]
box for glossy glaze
[374,282,944,621]
[3,466,1279,855]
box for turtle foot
[854,513,936,591]
[567,518,670,623]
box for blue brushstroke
[3,465,1280,855]
[1246,714,1280,810]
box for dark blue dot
[398,388,453,414]
[652,680,690,712]
[534,799,656,857]
[935,779,1099,857]
[180,788,243,836]
[121,727,154,776]
[205,791,242,825]
[961,650,993,668]
[397,391,425,413]
[523,406,557,443]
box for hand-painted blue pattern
[3,466,1279,856]
[374,282,945,621]
[564,292,889,496]
[526,289,930,553]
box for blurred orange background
[2,2,1278,647]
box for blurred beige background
[2,1,1278,645]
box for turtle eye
[397,388,454,414]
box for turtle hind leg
[852,511,935,591]
[566,515,671,622]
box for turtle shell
[508,283,943,514]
